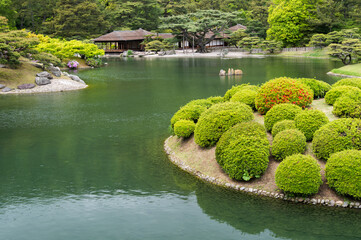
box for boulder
[48,65,62,77]
[35,77,51,85]
[0,84,5,89]
[235,69,243,75]
[69,75,86,85]
[219,69,226,76]
[2,87,13,92]
[30,62,43,69]
[17,83,36,90]
[36,71,53,79]
[0,64,6,68]
[62,72,70,77]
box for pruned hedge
[194,102,254,148]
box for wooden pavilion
[93,28,172,54]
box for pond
[0,56,360,240]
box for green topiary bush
[312,118,361,160]
[326,150,361,199]
[294,109,329,141]
[170,104,207,129]
[223,84,259,101]
[272,129,306,161]
[264,103,302,131]
[271,120,297,137]
[275,154,322,195]
[174,120,196,138]
[207,96,224,104]
[296,78,332,99]
[230,89,258,110]
[333,78,361,90]
[170,98,214,129]
[333,91,361,118]
[216,122,270,181]
[194,102,254,148]
[255,77,313,114]
[324,85,361,105]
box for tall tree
[161,10,240,53]
[13,0,57,32]
[104,0,161,30]
[267,0,320,46]
[46,0,110,39]
[0,0,17,28]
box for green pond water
[0,57,360,240]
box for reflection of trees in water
[196,183,361,240]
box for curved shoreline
[0,79,88,95]
[327,71,361,79]
[164,136,361,209]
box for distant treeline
[0,0,360,46]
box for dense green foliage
[333,78,361,90]
[170,100,209,129]
[294,109,329,141]
[216,121,270,181]
[275,154,322,195]
[324,85,361,105]
[264,103,302,131]
[333,90,361,118]
[194,102,254,147]
[174,120,196,138]
[0,29,39,67]
[33,33,104,60]
[267,0,318,47]
[1,0,359,43]
[255,77,313,114]
[271,129,306,161]
[230,89,258,110]
[32,52,63,68]
[271,120,296,137]
[161,10,239,53]
[296,78,331,99]
[207,96,224,104]
[224,84,259,101]
[326,150,361,199]
[312,118,361,160]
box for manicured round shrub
[170,104,207,129]
[216,122,270,181]
[272,129,306,161]
[326,150,361,199]
[324,85,361,105]
[207,96,224,104]
[223,84,259,101]
[275,154,322,195]
[312,118,361,160]
[170,98,214,129]
[294,109,329,141]
[264,103,302,131]
[255,77,313,114]
[187,99,213,108]
[174,120,196,138]
[271,120,297,137]
[194,102,254,148]
[296,78,332,99]
[333,91,361,118]
[230,89,258,110]
[333,78,361,90]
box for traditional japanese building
[94,24,247,54]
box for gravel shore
[0,79,88,95]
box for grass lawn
[330,63,361,77]
[0,58,41,88]
[278,48,329,58]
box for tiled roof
[93,28,153,41]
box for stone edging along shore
[327,72,361,79]
[164,136,361,209]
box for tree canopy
[161,10,240,52]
